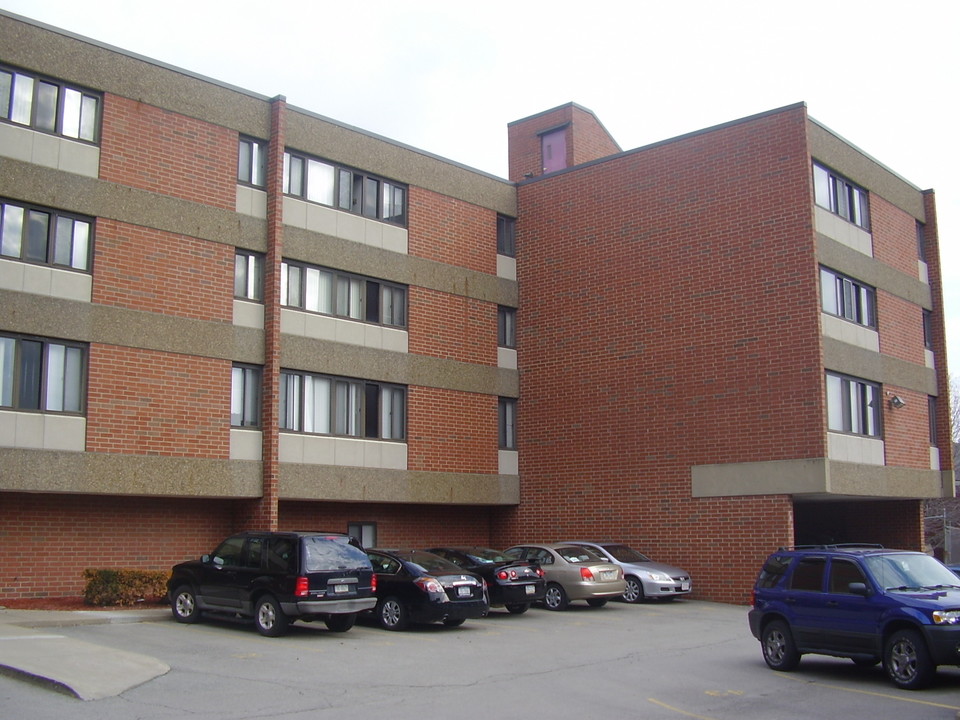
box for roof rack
[777,543,885,551]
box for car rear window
[756,554,792,589]
[302,536,370,573]
[556,546,602,563]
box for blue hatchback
[748,545,960,689]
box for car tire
[505,603,529,615]
[324,613,357,633]
[884,629,935,690]
[170,585,201,623]
[377,596,410,631]
[622,576,645,604]
[761,619,800,671]
[442,618,466,627]
[254,595,290,637]
[543,583,569,611]
[586,598,608,608]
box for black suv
[748,545,960,689]
[168,531,377,636]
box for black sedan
[426,546,546,614]
[365,549,489,630]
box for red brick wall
[407,287,497,365]
[512,105,819,602]
[876,291,925,365]
[0,494,237,599]
[92,219,234,321]
[570,105,621,167]
[407,386,498,473]
[279,502,494,548]
[85,345,231,457]
[882,386,934,468]
[99,94,237,210]
[870,194,921,277]
[407,188,496,274]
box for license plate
[333,584,349,594]
[600,571,616,581]
[525,585,535,595]
[681,582,690,591]
[457,586,472,597]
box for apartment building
[0,12,952,603]
[506,103,953,601]
[0,11,519,599]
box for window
[813,162,869,229]
[789,557,825,592]
[231,364,261,427]
[928,396,937,445]
[922,309,933,350]
[234,251,264,302]
[498,306,516,348]
[238,138,267,188]
[499,397,516,449]
[282,150,406,225]
[0,200,92,271]
[281,261,406,327]
[497,215,516,257]
[826,371,880,437]
[279,370,406,440]
[347,522,377,548]
[0,334,85,413]
[0,65,99,142]
[828,559,866,594]
[916,221,926,261]
[820,267,876,327]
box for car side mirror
[201,554,210,563]
[848,582,870,596]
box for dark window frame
[820,266,876,328]
[928,396,937,446]
[497,215,516,257]
[234,250,264,302]
[499,396,516,449]
[0,333,87,414]
[282,150,407,226]
[279,369,406,441]
[813,162,870,230]
[498,306,516,348]
[281,259,407,328]
[231,363,262,428]
[0,198,94,273]
[825,370,881,438]
[0,64,101,143]
[922,309,933,350]
[237,137,267,188]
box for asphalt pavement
[0,606,171,700]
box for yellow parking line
[777,673,960,710]
[648,698,717,719]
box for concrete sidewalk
[0,606,170,700]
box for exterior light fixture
[888,395,906,409]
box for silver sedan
[503,543,626,610]
[565,541,692,602]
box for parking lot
[2,599,959,720]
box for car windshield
[465,548,508,564]
[864,553,960,590]
[602,544,651,563]
[302,536,370,573]
[405,551,466,575]
[556,546,603,563]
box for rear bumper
[283,597,377,617]
[409,598,489,624]
[492,582,546,605]
[566,579,627,602]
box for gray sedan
[565,541,692,603]
[503,543,626,610]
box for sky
[3,0,959,380]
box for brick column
[244,95,286,529]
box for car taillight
[535,566,545,578]
[580,567,595,581]
[497,570,509,580]
[414,576,445,593]
[295,576,309,597]
[497,569,520,581]
[371,573,377,592]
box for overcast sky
[4,0,959,375]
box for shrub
[82,569,170,606]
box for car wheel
[377,596,409,631]
[324,613,357,633]
[586,598,608,608]
[505,603,529,615]
[442,618,466,627]
[254,595,290,637]
[622,576,645,604]
[170,585,201,623]
[884,629,935,690]
[543,583,569,611]
[761,619,800,671]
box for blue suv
[748,545,960,689]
